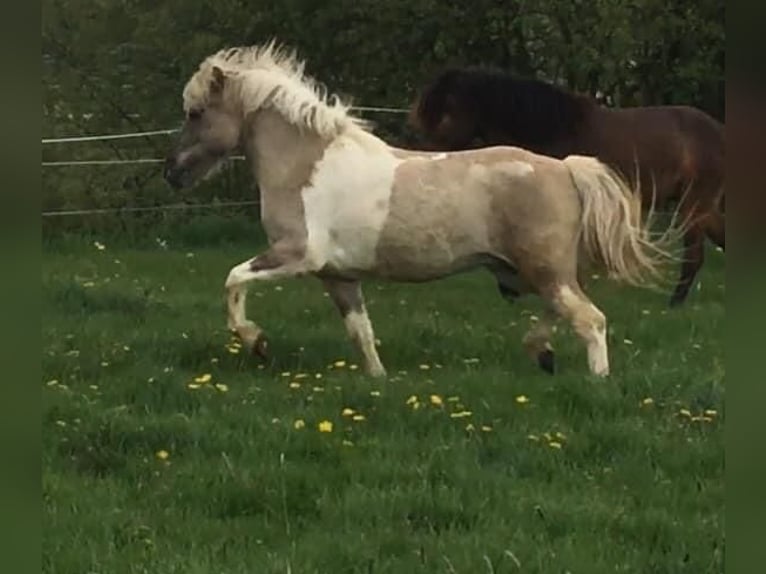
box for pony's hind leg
[547,283,609,376]
[522,309,559,374]
[224,243,316,357]
[322,278,386,377]
[490,263,558,374]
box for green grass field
[42,224,724,574]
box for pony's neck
[243,108,329,192]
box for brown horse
[408,67,725,307]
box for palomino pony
[408,67,724,307]
[163,42,675,377]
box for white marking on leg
[344,309,386,377]
[586,316,609,376]
[555,285,609,377]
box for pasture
[42,218,724,573]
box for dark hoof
[668,295,686,308]
[251,334,269,359]
[537,349,555,374]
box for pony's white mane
[183,40,372,139]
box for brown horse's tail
[563,155,681,288]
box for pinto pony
[164,42,677,377]
[409,67,724,307]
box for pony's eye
[188,109,204,121]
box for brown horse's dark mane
[413,66,595,147]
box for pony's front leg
[322,278,386,378]
[224,245,316,357]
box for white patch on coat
[498,161,534,177]
[301,135,402,270]
[430,153,448,160]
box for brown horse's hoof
[251,333,269,359]
[537,350,555,374]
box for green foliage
[42,0,724,227]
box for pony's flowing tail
[563,155,681,288]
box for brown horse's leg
[669,225,705,307]
[705,209,725,250]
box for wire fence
[42,105,409,218]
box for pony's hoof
[668,293,687,307]
[250,333,269,359]
[537,350,555,374]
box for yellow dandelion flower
[100,361,110,367]
[623,339,634,345]
[187,383,202,390]
[419,364,431,370]
[430,394,444,407]
[406,395,419,406]
[210,358,219,363]
[450,410,472,419]
[46,379,59,387]
[294,373,309,379]
[543,432,553,441]
[515,395,530,404]
[342,408,355,417]
[312,386,324,392]
[704,409,718,417]
[527,434,540,441]
[350,364,359,371]
[555,431,567,441]
[155,450,170,460]
[679,408,692,417]
[55,420,67,427]
[214,383,229,392]
[447,396,460,403]
[271,417,280,424]
[315,373,323,379]
[280,371,291,378]
[548,441,563,449]
[227,347,240,354]
[465,423,476,432]
[370,390,381,397]
[293,419,306,430]
[641,397,654,406]
[481,425,493,432]
[289,382,301,389]
[89,384,99,391]
[352,414,366,422]
[94,241,106,251]
[333,360,346,368]
[82,281,96,288]
[318,420,333,433]
[342,440,354,447]
[702,416,714,423]
[194,373,212,384]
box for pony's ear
[210,66,226,95]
